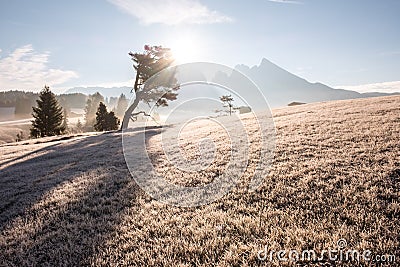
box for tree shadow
[0,128,163,265]
[0,142,63,168]
[1,133,109,229]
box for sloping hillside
[0,96,399,266]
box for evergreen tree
[105,111,120,131]
[116,93,128,118]
[84,92,104,130]
[30,86,66,138]
[108,96,118,110]
[94,102,108,131]
[62,109,68,133]
[76,119,83,132]
[94,102,120,131]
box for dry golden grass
[0,96,399,266]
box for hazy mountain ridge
[63,59,399,108]
[233,58,397,107]
[64,86,133,99]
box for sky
[0,0,399,93]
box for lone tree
[121,45,179,129]
[220,95,234,115]
[94,102,120,131]
[30,86,66,138]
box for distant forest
[0,90,126,118]
[0,91,88,116]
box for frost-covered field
[0,96,399,266]
[0,124,30,144]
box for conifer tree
[94,102,120,131]
[76,119,83,133]
[30,86,66,138]
[62,109,68,133]
[84,92,104,130]
[105,111,120,131]
[116,93,128,119]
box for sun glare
[170,37,202,64]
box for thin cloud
[108,0,233,25]
[267,0,302,4]
[378,51,400,57]
[0,45,78,91]
[337,81,400,94]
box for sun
[170,37,202,64]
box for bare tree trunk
[121,71,141,130]
[121,94,141,130]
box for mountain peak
[259,58,283,70]
[260,58,273,65]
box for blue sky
[0,0,399,93]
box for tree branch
[129,111,160,125]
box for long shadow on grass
[0,127,163,265]
[0,133,110,229]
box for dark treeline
[0,90,129,129]
[58,93,88,109]
[0,90,88,116]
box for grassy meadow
[0,96,399,266]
